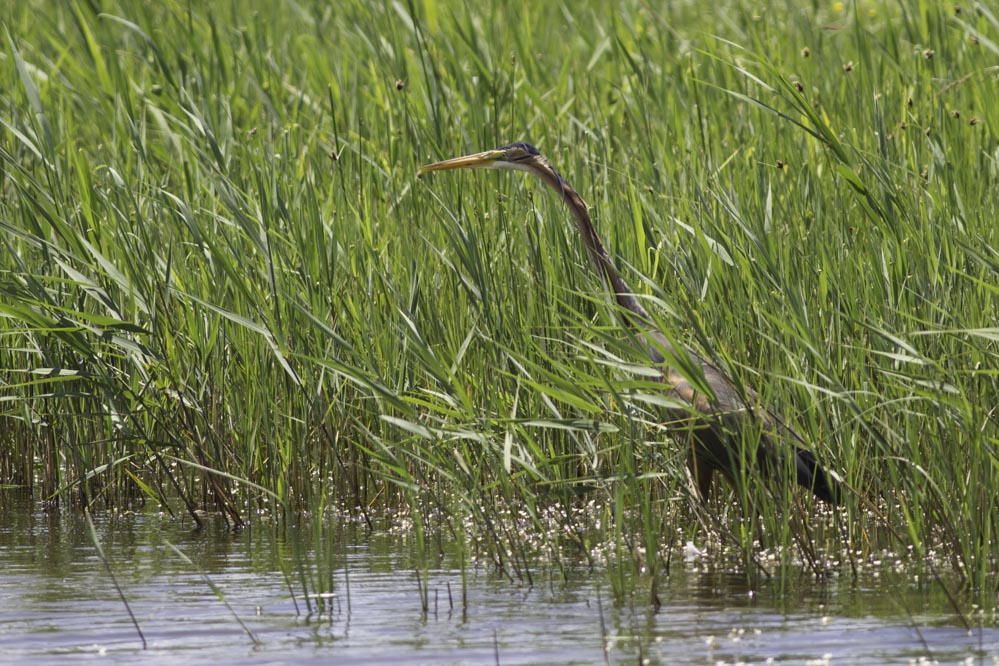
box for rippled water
[1,493,996,665]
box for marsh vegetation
[2,0,998,616]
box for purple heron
[419,142,841,505]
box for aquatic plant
[1,1,997,602]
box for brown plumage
[419,142,841,505]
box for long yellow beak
[417,150,504,176]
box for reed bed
[1,0,997,602]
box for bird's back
[643,330,840,504]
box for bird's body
[418,142,840,505]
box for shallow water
[1,494,996,665]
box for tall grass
[1,0,997,600]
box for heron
[418,142,841,505]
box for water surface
[1,494,995,665]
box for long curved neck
[534,167,655,328]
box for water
[1,494,996,665]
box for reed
[1,0,996,601]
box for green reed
[1,0,997,602]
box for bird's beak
[417,150,505,176]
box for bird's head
[417,142,554,179]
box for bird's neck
[541,171,654,326]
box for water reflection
[1,491,996,665]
